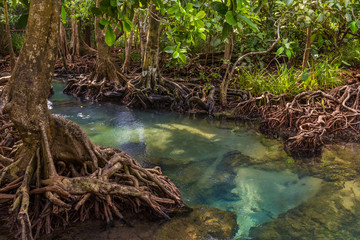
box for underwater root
[0,115,184,240]
[235,83,360,157]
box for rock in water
[155,205,238,240]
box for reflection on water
[51,81,323,238]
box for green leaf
[100,18,110,26]
[195,19,205,28]
[123,21,131,33]
[342,60,351,66]
[351,21,358,33]
[164,46,174,54]
[225,11,237,26]
[195,11,206,20]
[179,52,186,63]
[196,31,206,41]
[168,6,178,15]
[222,22,233,39]
[210,2,227,15]
[185,3,193,11]
[105,26,116,46]
[276,47,285,56]
[173,51,179,59]
[61,6,67,22]
[238,15,258,31]
[285,49,291,59]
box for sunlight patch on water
[216,168,323,238]
[50,80,324,238]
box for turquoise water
[51,81,323,239]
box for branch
[227,19,282,82]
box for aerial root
[235,83,360,156]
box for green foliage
[234,60,344,96]
[338,39,360,67]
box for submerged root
[235,83,360,157]
[0,115,184,239]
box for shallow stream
[50,80,360,239]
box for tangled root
[235,83,360,157]
[0,115,184,240]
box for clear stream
[50,81,323,239]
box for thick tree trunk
[3,0,16,71]
[141,2,161,88]
[302,26,313,71]
[122,11,139,73]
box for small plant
[234,59,344,97]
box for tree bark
[70,18,80,57]
[59,22,70,62]
[122,11,138,73]
[302,25,313,71]
[70,17,96,58]
[3,0,16,71]
[138,11,147,66]
[84,23,92,47]
[141,2,161,88]
[223,34,233,66]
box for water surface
[51,81,323,238]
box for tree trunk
[302,25,313,71]
[84,23,92,47]
[63,0,126,100]
[3,0,16,71]
[59,22,70,62]
[70,18,80,57]
[219,35,233,106]
[70,17,96,58]
[122,11,138,73]
[138,11,147,66]
[141,2,161,88]
[1,1,183,238]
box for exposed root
[0,115,184,239]
[235,83,360,157]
